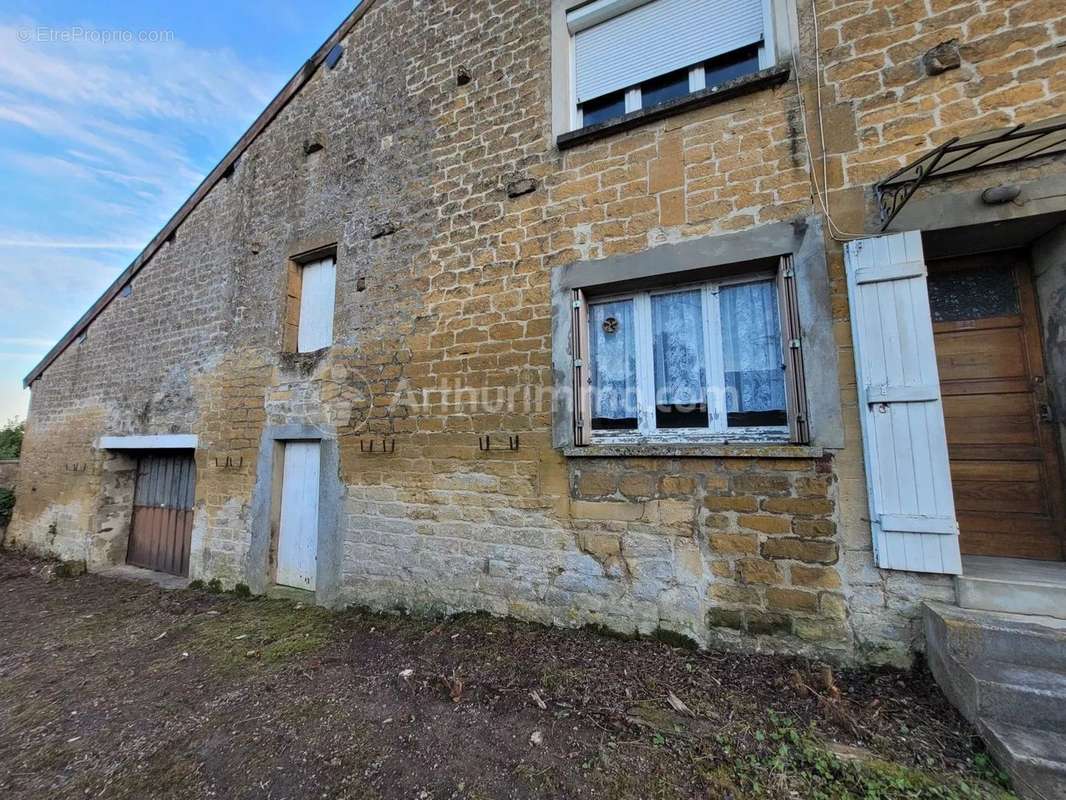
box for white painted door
[844,231,962,575]
[297,257,336,352]
[276,441,320,590]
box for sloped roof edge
[23,0,379,388]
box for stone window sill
[564,443,823,459]
[556,65,793,151]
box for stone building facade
[10,0,1066,665]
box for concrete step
[968,660,1066,731]
[924,602,1066,800]
[981,720,1066,800]
[957,556,1066,620]
[924,602,1066,671]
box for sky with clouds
[0,0,359,422]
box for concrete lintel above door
[99,434,198,450]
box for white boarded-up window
[297,257,336,352]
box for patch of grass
[206,578,223,594]
[704,713,1016,800]
[184,598,332,673]
[188,579,205,590]
[232,583,252,599]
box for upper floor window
[562,0,779,132]
[283,253,337,353]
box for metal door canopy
[876,115,1066,230]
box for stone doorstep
[957,556,1066,621]
[95,564,191,591]
[923,602,1066,800]
[926,602,1066,670]
[266,584,315,603]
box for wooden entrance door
[929,252,1065,561]
[276,441,320,590]
[127,453,197,576]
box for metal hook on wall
[478,435,520,452]
[359,438,396,454]
[213,455,243,470]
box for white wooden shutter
[570,0,764,103]
[297,257,336,352]
[844,232,962,575]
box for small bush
[206,578,223,594]
[233,583,252,599]
[0,487,14,518]
[0,418,22,460]
[188,579,205,590]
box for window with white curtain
[572,261,808,443]
[565,0,776,130]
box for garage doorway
[929,251,1066,560]
[126,452,197,576]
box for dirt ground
[0,551,1015,800]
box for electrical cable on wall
[791,0,867,242]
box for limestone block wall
[11,0,1066,664]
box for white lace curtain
[589,300,638,421]
[651,290,707,406]
[720,281,785,413]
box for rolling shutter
[844,232,962,574]
[571,0,764,103]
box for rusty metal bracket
[214,456,243,470]
[478,435,520,452]
[360,438,395,454]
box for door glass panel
[928,265,1019,322]
[589,299,638,430]
[720,281,787,427]
[651,290,709,429]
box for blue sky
[0,1,360,421]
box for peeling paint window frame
[575,267,802,446]
[282,245,338,355]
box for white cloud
[0,337,61,348]
[0,17,284,420]
[0,238,142,250]
[0,23,276,126]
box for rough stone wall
[801,0,1066,653]
[11,0,1066,664]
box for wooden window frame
[572,257,809,445]
[282,245,337,354]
